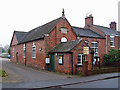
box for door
[50,54,55,71]
[16,52,18,64]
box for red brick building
[84,15,120,53]
[10,11,119,74]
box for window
[77,54,86,65]
[110,36,115,47]
[23,45,26,58]
[61,28,68,34]
[61,37,67,42]
[91,42,99,57]
[58,55,63,65]
[85,41,89,46]
[13,48,14,57]
[32,43,36,58]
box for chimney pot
[85,15,93,28]
[110,21,117,30]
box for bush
[103,49,120,63]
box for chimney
[85,14,93,27]
[110,21,117,30]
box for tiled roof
[14,31,27,43]
[19,17,62,43]
[49,40,81,53]
[93,25,119,36]
[72,26,105,38]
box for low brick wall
[88,67,120,76]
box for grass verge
[0,70,8,77]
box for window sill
[32,57,36,59]
[58,63,63,65]
[110,46,115,48]
[76,64,83,67]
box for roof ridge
[14,31,27,33]
[93,24,114,30]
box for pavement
[1,58,120,89]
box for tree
[8,47,10,54]
[103,49,120,63]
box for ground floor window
[23,46,26,58]
[58,55,63,65]
[13,48,14,57]
[77,54,86,65]
[32,43,36,59]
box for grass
[0,70,8,77]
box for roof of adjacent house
[49,40,82,53]
[72,26,105,38]
[93,25,119,36]
[14,31,27,43]
[19,17,62,43]
[118,31,120,36]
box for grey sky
[0,0,119,47]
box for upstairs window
[91,42,99,57]
[32,43,36,59]
[23,44,26,58]
[77,54,86,65]
[110,36,115,47]
[61,37,67,42]
[13,48,14,57]
[61,27,68,34]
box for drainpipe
[71,53,73,75]
[105,34,107,54]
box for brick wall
[48,18,76,51]
[10,44,25,64]
[106,35,119,54]
[71,40,92,74]
[54,53,72,74]
[81,37,106,64]
[25,39,46,69]
[11,34,18,46]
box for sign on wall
[58,55,63,65]
[83,47,89,54]
[45,58,50,64]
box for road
[1,58,120,89]
[2,58,73,83]
[61,77,120,88]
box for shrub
[103,49,120,63]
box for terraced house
[10,10,120,74]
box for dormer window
[61,37,67,42]
[61,27,68,34]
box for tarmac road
[1,58,73,83]
[1,58,120,89]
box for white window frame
[61,28,68,34]
[91,42,99,57]
[110,36,115,47]
[23,45,26,59]
[85,41,89,46]
[77,54,86,65]
[61,37,67,42]
[13,48,14,57]
[58,55,63,65]
[32,43,36,59]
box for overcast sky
[0,0,119,47]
